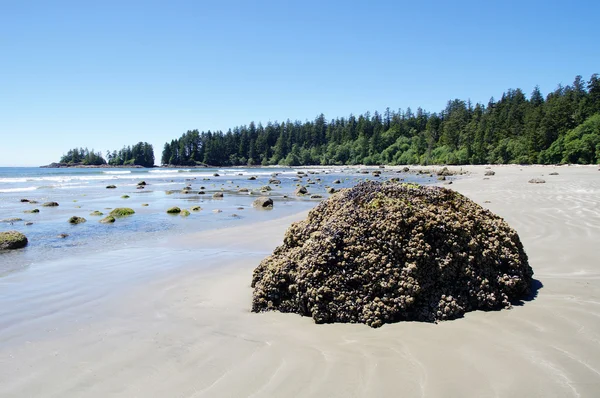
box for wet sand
[1,165,599,397]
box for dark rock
[269,179,282,185]
[137,181,147,186]
[252,182,533,328]
[42,202,59,207]
[549,172,559,176]
[333,179,341,184]
[248,176,257,180]
[24,209,40,214]
[295,186,308,196]
[166,207,181,214]
[403,167,410,172]
[68,216,87,224]
[484,170,496,176]
[213,192,224,198]
[253,197,274,209]
[437,167,454,177]
[20,199,29,203]
[100,216,116,224]
[57,233,69,238]
[238,188,249,193]
[310,195,323,199]
[0,231,28,250]
[326,187,336,194]
[261,186,272,191]
[106,185,117,189]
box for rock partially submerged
[109,208,135,217]
[253,197,274,209]
[68,216,87,224]
[0,231,28,250]
[252,182,533,328]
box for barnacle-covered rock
[0,231,28,250]
[251,181,533,328]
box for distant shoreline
[39,162,148,169]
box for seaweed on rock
[251,181,533,328]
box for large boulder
[0,230,28,250]
[251,182,533,328]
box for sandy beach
[1,165,599,397]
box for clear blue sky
[1,0,598,166]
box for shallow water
[0,166,437,276]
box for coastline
[1,164,600,397]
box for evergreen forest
[59,142,155,167]
[162,74,600,166]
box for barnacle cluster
[251,181,533,328]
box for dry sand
[1,165,599,397]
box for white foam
[102,171,132,175]
[0,186,37,193]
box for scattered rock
[166,207,181,214]
[25,222,33,226]
[437,176,446,181]
[121,195,130,199]
[484,170,496,176]
[326,187,336,194]
[252,182,533,328]
[100,216,116,224]
[68,216,86,224]
[269,179,282,185]
[20,199,30,203]
[109,208,135,217]
[89,211,103,216]
[253,197,274,209]
[402,167,410,172]
[248,176,257,180]
[213,192,224,198]
[0,231,28,250]
[528,178,546,184]
[137,181,147,186]
[549,172,559,176]
[106,185,117,189]
[213,173,220,177]
[437,167,454,177]
[191,206,202,211]
[198,191,206,195]
[238,188,249,193]
[310,195,323,199]
[333,179,341,184]
[42,202,59,207]
[295,186,308,196]
[141,203,149,206]
[261,186,272,191]
[180,209,191,217]
[24,209,40,214]
[213,209,222,213]
[57,233,69,239]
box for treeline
[162,74,600,166]
[60,148,106,165]
[60,142,155,167]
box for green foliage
[60,148,106,165]
[160,74,599,166]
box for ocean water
[0,166,436,276]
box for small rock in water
[68,216,86,224]
[0,230,28,250]
[253,197,274,209]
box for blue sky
[1,0,598,166]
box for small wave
[0,186,38,193]
[149,169,180,174]
[102,171,132,175]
